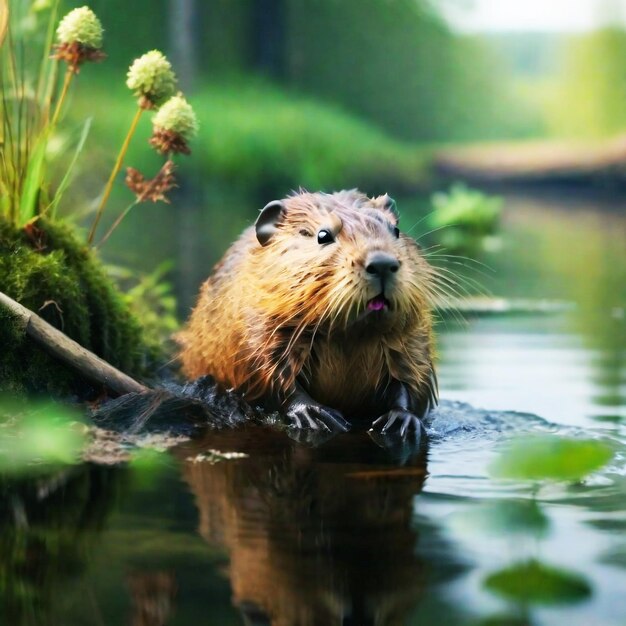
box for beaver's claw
[285,402,350,433]
[371,409,423,438]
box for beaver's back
[178,227,259,383]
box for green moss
[0,218,158,396]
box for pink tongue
[368,297,386,312]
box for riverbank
[434,135,626,187]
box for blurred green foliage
[549,28,626,138]
[0,399,86,473]
[71,78,432,195]
[284,0,527,142]
[429,184,502,257]
[108,262,180,346]
[128,447,176,491]
[78,0,537,144]
[489,435,613,483]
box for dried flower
[52,42,106,73]
[24,220,46,252]
[52,6,105,73]
[126,50,176,110]
[150,93,198,155]
[125,160,177,203]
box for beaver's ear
[255,200,285,246]
[372,193,399,224]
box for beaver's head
[253,190,435,335]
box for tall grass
[0,0,70,227]
[71,78,434,196]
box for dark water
[3,190,626,625]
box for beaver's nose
[365,252,400,279]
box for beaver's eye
[299,229,313,237]
[393,227,400,239]
[317,229,334,245]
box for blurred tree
[549,28,626,138]
[252,0,287,78]
[68,0,524,142]
[169,0,198,90]
[283,0,522,141]
[285,0,459,141]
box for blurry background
[39,0,624,309]
[14,0,623,422]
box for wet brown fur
[178,190,437,418]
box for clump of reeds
[0,0,197,247]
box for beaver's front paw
[285,401,350,433]
[371,409,423,438]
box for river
[2,189,625,625]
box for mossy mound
[0,217,157,396]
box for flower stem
[36,0,60,104]
[88,107,143,245]
[96,200,138,249]
[50,66,73,128]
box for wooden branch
[0,290,148,396]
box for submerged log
[0,290,148,396]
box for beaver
[178,190,438,436]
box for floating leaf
[484,560,591,605]
[489,435,613,482]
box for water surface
[2,190,625,625]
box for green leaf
[18,132,47,226]
[44,117,92,218]
[489,435,613,482]
[484,560,591,605]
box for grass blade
[44,116,92,218]
[0,0,8,49]
[18,129,47,225]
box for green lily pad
[489,435,613,482]
[485,560,591,605]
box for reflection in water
[0,465,126,625]
[1,189,623,624]
[429,191,626,429]
[176,427,465,626]
[128,570,176,626]
[498,195,626,422]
